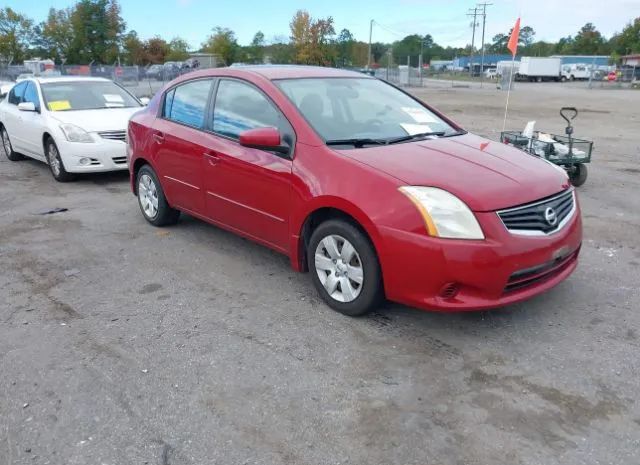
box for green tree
[122,30,145,64]
[572,23,606,54]
[0,7,34,62]
[609,18,640,55]
[202,27,238,65]
[337,28,354,66]
[248,31,265,63]
[166,36,190,61]
[68,0,126,63]
[40,7,74,62]
[490,25,535,54]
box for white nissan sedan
[0,76,143,181]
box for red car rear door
[151,78,214,215]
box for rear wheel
[1,126,23,161]
[136,164,180,226]
[45,138,75,182]
[569,164,588,187]
[308,219,383,316]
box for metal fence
[375,64,639,90]
[0,61,219,98]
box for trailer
[516,57,561,82]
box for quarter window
[166,79,212,128]
[213,80,281,139]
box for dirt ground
[1,81,639,465]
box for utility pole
[367,19,373,69]
[467,7,480,78]
[419,37,424,87]
[477,2,492,88]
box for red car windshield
[276,77,457,143]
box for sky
[8,0,640,49]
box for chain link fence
[0,59,220,98]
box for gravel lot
[1,81,639,465]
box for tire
[308,219,383,316]
[561,76,567,82]
[45,138,75,182]
[569,164,588,187]
[537,77,543,83]
[1,126,24,161]
[136,164,180,226]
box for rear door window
[166,79,212,129]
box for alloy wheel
[138,174,159,219]
[48,144,61,176]
[314,234,364,302]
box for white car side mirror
[18,102,37,112]
[139,97,150,106]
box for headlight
[399,186,484,239]
[60,124,94,143]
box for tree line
[1,1,639,67]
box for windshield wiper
[326,138,387,148]
[385,131,446,145]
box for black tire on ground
[308,219,383,317]
[136,164,180,226]
[45,138,76,182]
[537,76,543,83]
[561,76,567,82]
[1,126,24,161]
[569,164,588,187]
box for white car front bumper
[57,133,128,173]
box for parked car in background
[0,76,143,181]
[145,64,164,80]
[605,71,617,81]
[127,66,582,316]
[16,73,35,82]
[485,68,498,79]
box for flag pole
[502,17,520,132]
[502,53,516,132]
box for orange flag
[507,18,521,57]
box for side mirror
[18,102,37,112]
[139,97,150,106]
[239,127,289,155]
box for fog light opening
[439,282,460,300]
[79,157,91,166]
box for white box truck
[516,57,561,82]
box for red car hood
[339,133,570,211]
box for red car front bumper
[378,204,582,312]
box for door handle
[204,152,221,165]
[152,132,165,144]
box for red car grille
[504,246,580,293]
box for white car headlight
[399,186,484,239]
[60,123,94,143]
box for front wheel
[136,165,180,226]
[569,164,588,187]
[308,219,383,316]
[46,138,75,182]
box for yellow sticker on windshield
[48,100,71,111]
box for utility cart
[501,107,593,187]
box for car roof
[187,65,373,81]
[31,76,112,84]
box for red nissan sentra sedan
[127,66,582,316]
